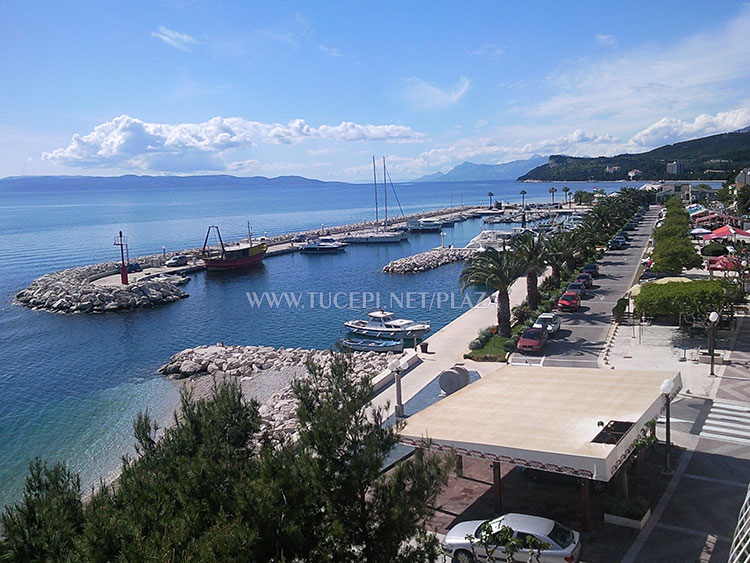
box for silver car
[442,513,581,563]
[533,312,561,335]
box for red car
[517,326,548,354]
[557,291,581,311]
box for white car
[165,255,189,267]
[533,313,561,335]
[442,513,581,563]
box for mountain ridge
[415,155,547,182]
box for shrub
[539,276,558,293]
[512,304,532,324]
[503,339,516,352]
[604,495,649,520]
[469,339,483,350]
[701,244,728,257]
[612,298,628,322]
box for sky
[2,1,750,182]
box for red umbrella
[707,255,741,271]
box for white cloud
[151,26,199,52]
[595,34,617,47]
[627,108,750,148]
[470,44,504,59]
[525,6,750,131]
[521,129,618,154]
[403,76,471,110]
[318,44,342,57]
[227,159,260,172]
[42,115,424,172]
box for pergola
[401,366,682,529]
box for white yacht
[300,237,347,253]
[344,310,431,339]
[406,218,442,232]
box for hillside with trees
[518,131,750,182]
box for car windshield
[522,329,542,339]
[569,283,583,289]
[562,293,576,299]
[548,522,574,548]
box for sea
[0,178,633,507]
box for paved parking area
[512,205,660,369]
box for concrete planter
[604,508,651,530]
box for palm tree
[562,186,570,207]
[549,187,557,205]
[488,191,494,209]
[459,249,524,337]
[543,233,575,288]
[512,231,547,310]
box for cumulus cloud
[627,109,750,148]
[522,129,618,154]
[151,26,199,51]
[42,115,424,172]
[403,76,471,110]
[595,34,617,47]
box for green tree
[0,460,83,561]
[634,280,726,318]
[738,185,750,214]
[651,237,703,275]
[291,354,450,563]
[512,231,548,310]
[460,248,525,337]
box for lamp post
[660,378,676,475]
[440,231,446,248]
[708,311,719,376]
[388,358,410,418]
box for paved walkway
[610,317,750,562]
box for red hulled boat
[201,225,267,270]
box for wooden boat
[201,224,267,270]
[344,310,430,339]
[300,236,347,253]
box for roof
[401,366,681,481]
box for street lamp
[440,231,446,248]
[708,311,719,377]
[388,358,410,418]
[660,378,676,475]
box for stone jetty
[14,261,188,314]
[158,343,401,440]
[382,248,477,274]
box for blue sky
[2,1,750,181]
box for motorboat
[300,236,347,253]
[339,337,404,353]
[344,310,430,339]
[406,218,442,232]
[153,273,190,285]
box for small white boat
[339,337,404,353]
[406,218,442,232]
[344,310,430,339]
[342,230,407,243]
[154,273,190,285]
[300,236,347,253]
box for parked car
[125,262,142,273]
[442,513,582,563]
[291,234,307,243]
[567,282,588,298]
[575,272,593,288]
[517,326,548,354]
[639,269,669,283]
[557,292,581,311]
[582,263,599,277]
[608,238,624,250]
[165,254,189,267]
[533,312,561,335]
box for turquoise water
[0,178,626,506]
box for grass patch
[465,334,512,361]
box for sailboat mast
[383,156,388,228]
[373,156,379,232]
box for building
[653,182,719,203]
[736,168,750,189]
[628,169,642,180]
[666,161,684,175]
[605,165,621,174]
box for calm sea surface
[0,178,630,506]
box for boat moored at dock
[406,218,442,232]
[300,236,347,253]
[201,225,267,270]
[344,310,430,339]
[339,337,405,353]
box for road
[511,205,660,369]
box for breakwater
[158,344,401,441]
[14,260,188,313]
[382,248,477,274]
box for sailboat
[343,157,407,243]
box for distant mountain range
[0,174,338,192]
[415,155,548,182]
[518,130,750,182]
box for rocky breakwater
[14,261,188,314]
[159,343,400,440]
[383,248,477,274]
